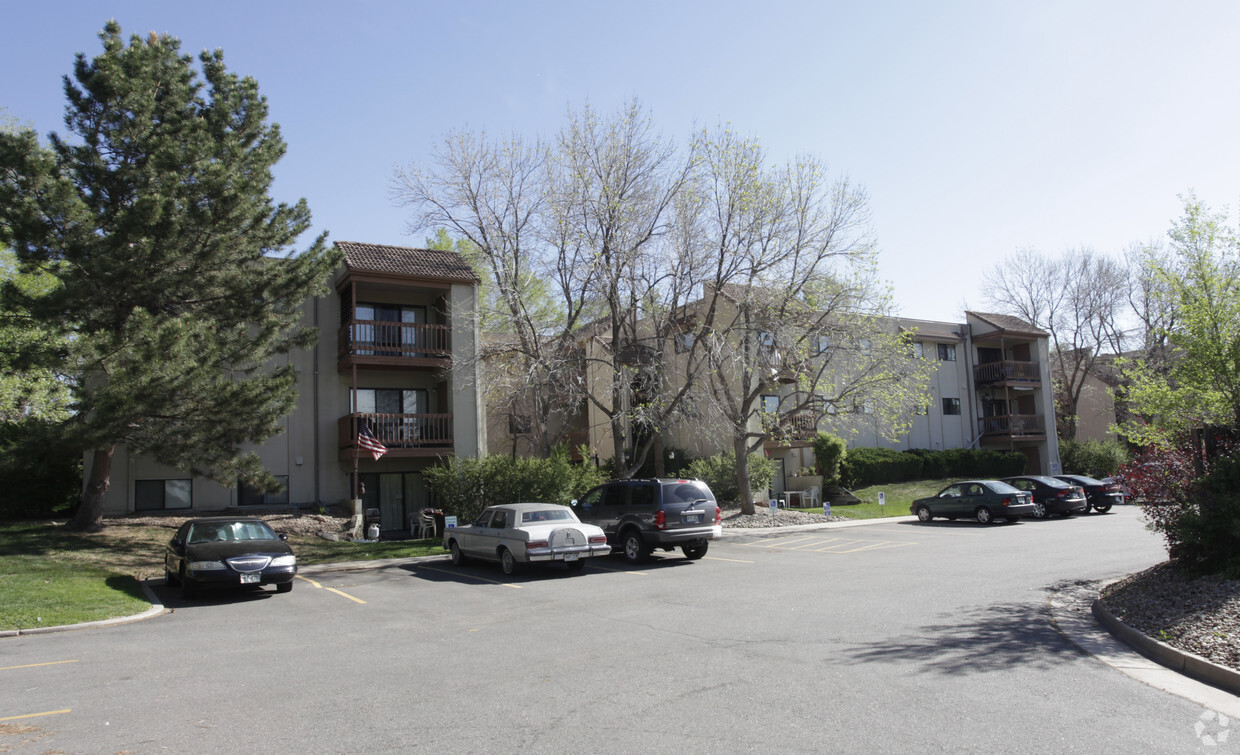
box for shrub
[423,446,607,523]
[0,419,81,520]
[840,447,1026,488]
[1060,439,1130,478]
[811,433,847,485]
[840,447,921,488]
[685,452,775,504]
[1122,439,1240,576]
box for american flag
[358,421,388,460]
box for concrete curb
[0,579,166,638]
[1092,594,1240,696]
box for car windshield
[521,509,572,523]
[661,481,714,504]
[987,481,1021,494]
[188,521,278,544]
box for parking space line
[0,660,78,671]
[816,540,913,553]
[0,709,71,723]
[296,575,368,603]
[586,563,649,576]
[749,536,823,549]
[703,555,754,563]
[414,565,524,588]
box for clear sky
[3,1,1238,322]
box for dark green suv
[572,478,722,564]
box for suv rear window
[660,481,715,504]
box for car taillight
[654,510,666,530]
[1057,490,1069,498]
[528,539,548,549]
[1001,497,1011,506]
[715,506,722,525]
[588,535,606,544]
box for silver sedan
[443,503,610,575]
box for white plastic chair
[804,486,821,508]
[417,513,437,539]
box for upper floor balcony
[338,412,454,460]
[977,413,1046,441]
[337,320,452,371]
[973,360,1041,387]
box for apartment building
[86,241,485,534]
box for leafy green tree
[1118,195,1240,444]
[0,24,341,530]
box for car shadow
[399,552,696,585]
[896,519,1025,528]
[153,580,281,608]
[832,580,1096,676]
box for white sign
[445,516,458,529]
[769,499,778,514]
[878,492,886,507]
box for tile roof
[335,241,479,283]
[967,311,1048,336]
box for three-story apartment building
[85,242,485,534]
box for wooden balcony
[973,360,1041,386]
[338,412,454,459]
[338,321,451,370]
[978,413,1046,440]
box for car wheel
[682,543,708,560]
[449,540,467,566]
[276,581,293,594]
[975,507,993,525]
[915,505,933,523]
[622,531,649,564]
[1031,502,1048,519]
[1094,503,1112,513]
[1080,503,1093,514]
[499,548,518,575]
[564,560,585,572]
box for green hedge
[840,447,1026,488]
[423,447,607,524]
[0,419,81,520]
[685,452,775,504]
[1059,439,1130,478]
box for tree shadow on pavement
[833,580,1095,676]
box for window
[761,394,780,413]
[630,484,656,508]
[942,398,962,415]
[759,331,775,350]
[238,476,289,507]
[858,338,871,355]
[674,332,695,354]
[814,335,832,356]
[135,479,192,511]
[938,343,957,362]
[912,341,924,358]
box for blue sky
[3,1,1238,322]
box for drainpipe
[312,294,321,506]
[963,323,978,450]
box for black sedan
[1054,474,1123,513]
[164,517,297,598]
[910,480,1035,524]
[1000,475,1088,519]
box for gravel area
[104,511,352,538]
[719,503,847,528]
[1100,562,1240,673]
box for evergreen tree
[0,23,341,530]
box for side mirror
[279,533,288,541]
[570,499,578,507]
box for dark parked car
[1054,474,1123,513]
[910,480,1034,524]
[1000,475,1088,519]
[164,517,297,598]
[572,478,721,563]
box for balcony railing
[973,360,1040,385]
[978,413,1046,438]
[339,413,454,457]
[338,321,451,362]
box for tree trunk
[735,435,755,515]
[70,446,113,532]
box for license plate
[240,573,261,584]
[563,553,579,562]
[683,515,702,524]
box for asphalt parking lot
[2,507,1228,753]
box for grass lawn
[0,519,444,631]
[818,479,955,519]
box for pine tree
[0,23,341,530]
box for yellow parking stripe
[296,575,369,603]
[0,660,78,671]
[0,709,71,722]
[415,565,524,588]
